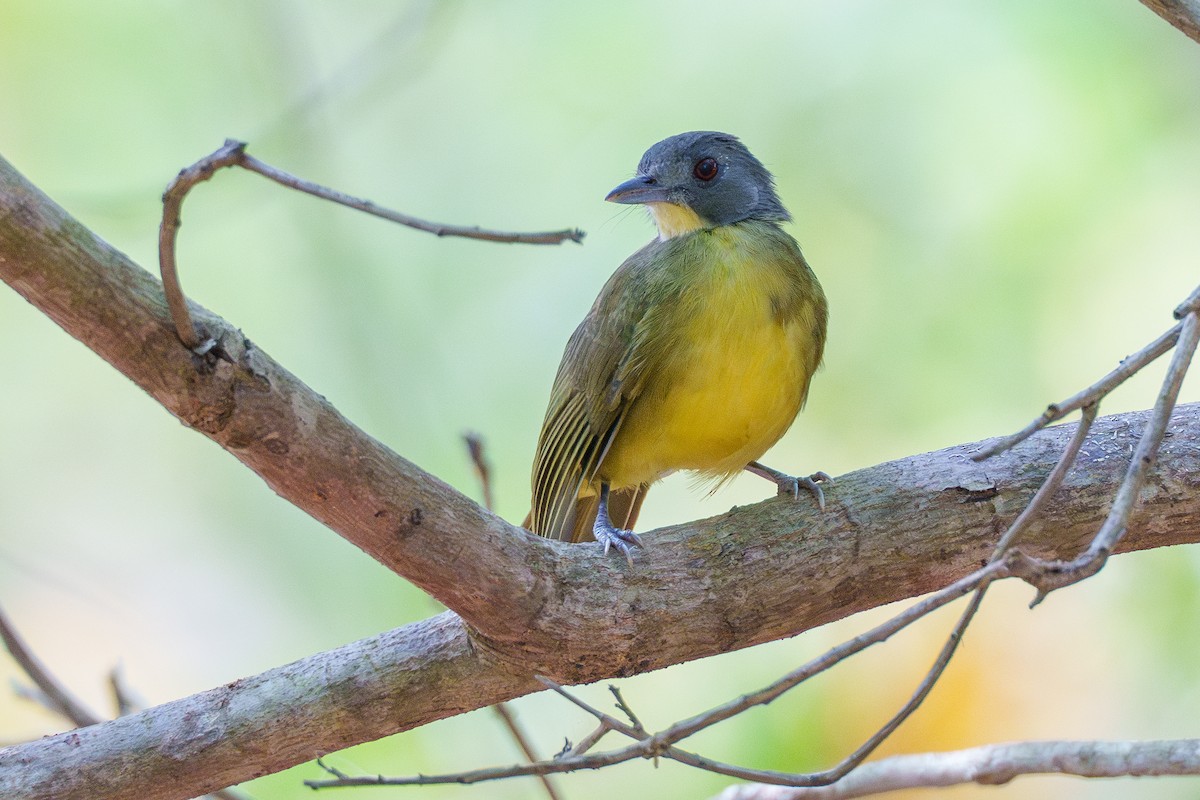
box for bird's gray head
[605,131,790,239]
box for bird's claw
[594,524,643,567]
[795,471,831,511]
[772,470,832,510]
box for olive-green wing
[528,244,663,542]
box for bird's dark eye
[693,157,718,181]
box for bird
[526,131,828,562]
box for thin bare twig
[729,298,1196,798]
[973,280,1198,462]
[107,665,141,718]
[990,403,1099,560]
[1084,310,1198,561]
[566,724,616,759]
[785,404,1104,789]
[0,602,101,727]
[1175,282,1200,319]
[973,320,1183,461]
[538,677,645,757]
[158,139,585,349]
[714,738,1200,799]
[609,685,643,732]
[491,703,565,800]
[535,684,646,759]
[756,392,1101,787]
[464,431,495,514]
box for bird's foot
[746,462,831,510]
[593,519,643,567]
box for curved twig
[158,139,585,349]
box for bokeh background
[2,2,1200,798]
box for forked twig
[716,285,1200,795]
[159,139,585,350]
[539,677,648,756]
[609,685,643,732]
[1014,309,1200,605]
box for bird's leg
[593,482,644,566]
[745,461,830,510]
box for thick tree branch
[0,151,540,644]
[3,152,1200,800]
[0,603,246,800]
[0,613,539,800]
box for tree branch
[0,613,539,800]
[714,739,1200,799]
[1139,0,1200,44]
[3,151,1200,800]
[0,603,246,800]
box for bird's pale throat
[646,202,707,240]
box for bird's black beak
[605,175,672,205]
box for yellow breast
[599,224,823,488]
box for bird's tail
[523,484,648,543]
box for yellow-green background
[2,2,1199,798]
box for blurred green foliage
[2,2,1199,798]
